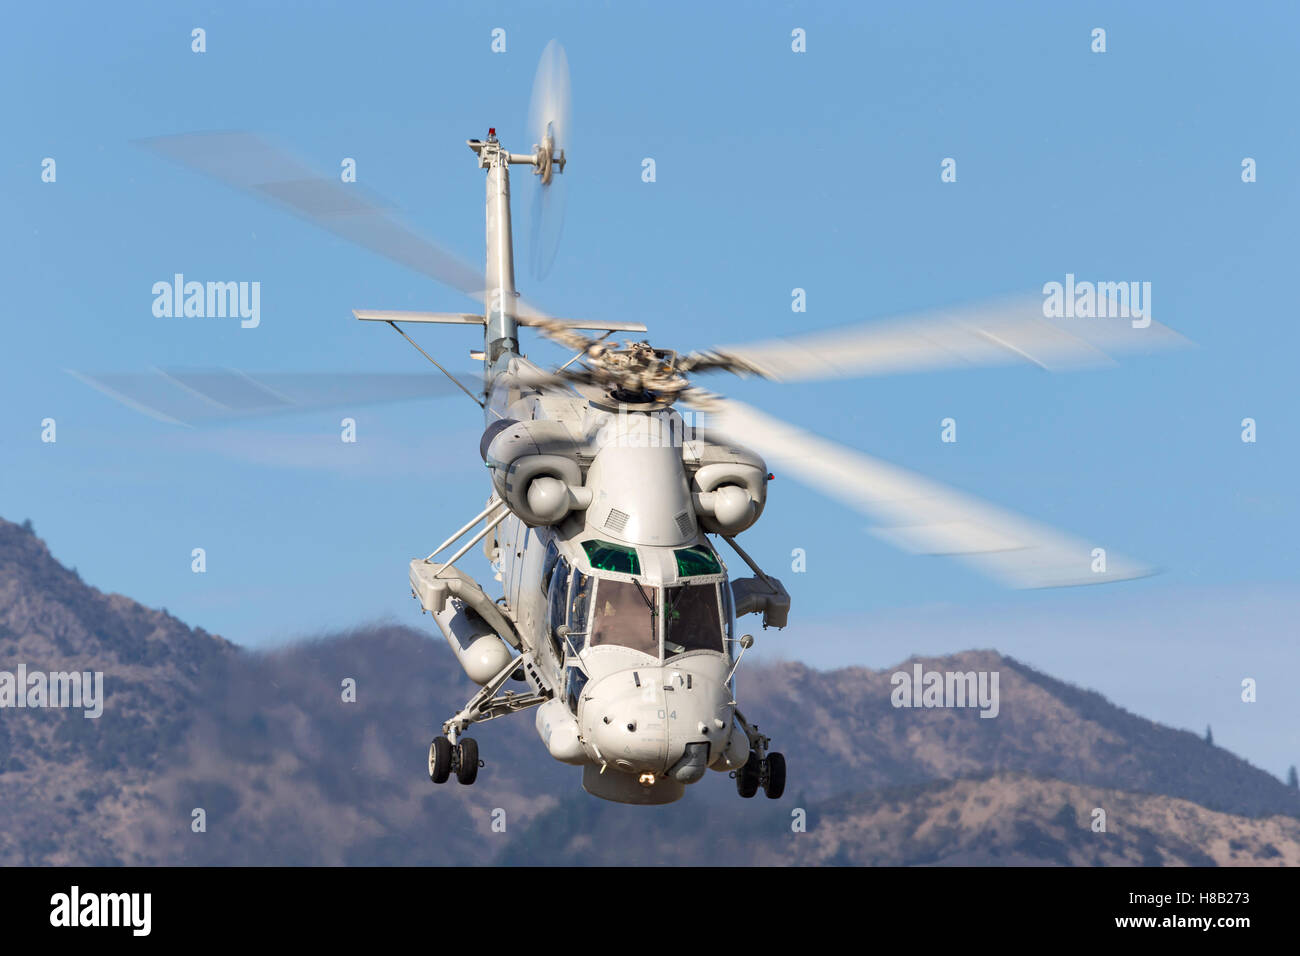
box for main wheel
[736,752,761,798]
[429,736,452,784]
[763,752,786,799]
[456,737,480,785]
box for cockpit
[542,537,734,670]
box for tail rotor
[527,39,571,280]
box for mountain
[792,776,1300,866]
[0,516,1296,865]
[0,518,234,864]
[500,774,1300,867]
[736,653,1300,817]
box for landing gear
[429,736,452,784]
[429,652,549,791]
[736,753,761,798]
[763,751,786,799]
[733,709,786,799]
[736,750,786,799]
[428,735,481,786]
[456,738,479,785]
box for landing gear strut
[732,710,786,799]
[429,652,549,789]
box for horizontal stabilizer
[519,316,647,333]
[354,310,484,325]
[353,309,646,333]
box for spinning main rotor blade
[69,369,478,426]
[689,395,1153,589]
[137,131,550,320]
[704,295,1188,382]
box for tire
[763,752,786,799]
[456,738,480,785]
[429,736,452,784]
[736,752,761,798]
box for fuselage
[481,354,751,803]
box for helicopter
[78,41,1186,806]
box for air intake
[605,508,629,534]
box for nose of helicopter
[579,665,727,782]
[585,700,665,776]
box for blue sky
[2,2,1297,778]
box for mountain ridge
[0,515,1295,865]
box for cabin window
[581,539,640,576]
[674,544,722,577]
[589,579,659,657]
[663,583,725,656]
[540,539,561,595]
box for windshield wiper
[632,580,658,648]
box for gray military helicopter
[82,41,1184,805]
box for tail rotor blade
[527,40,571,280]
[529,168,567,280]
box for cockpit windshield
[569,538,728,659]
[663,583,725,656]
[589,578,659,657]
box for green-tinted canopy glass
[582,539,641,575]
[674,545,722,577]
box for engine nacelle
[683,431,768,536]
[689,461,767,535]
[483,420,592,526]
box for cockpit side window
[568,569,593,649]
[663,583,725,656]
[589,579,659,657]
